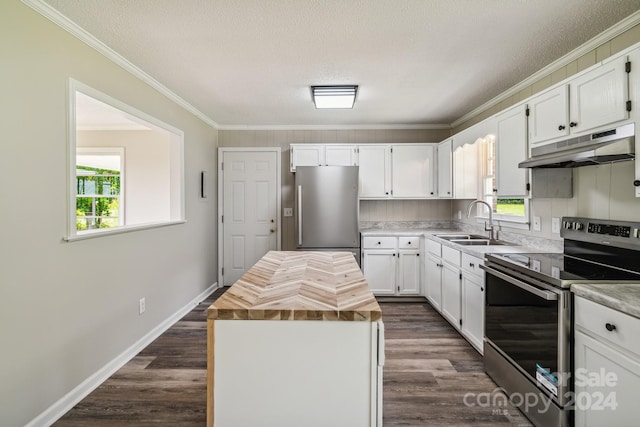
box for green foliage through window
[76,165,121,231]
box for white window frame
[66,79,185,241]
[75,147,125,231]
[476,134,530,230]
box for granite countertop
[571,283,640,319]
[208,251,381,322]
[361,228,555,258]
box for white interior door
[220,149,280,286]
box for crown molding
[21,0,220,130]
[451,9,640,129]
[217,123,451,131]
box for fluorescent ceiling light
[311,85,358,109]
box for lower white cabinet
[425,254,443,311]
[424,238,485,353]
[441,262,461,330]
[574,296,640,427]
[362,250,397,295]
[362,235,422,296]
[460,253,485,353]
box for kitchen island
[207,250,384,427]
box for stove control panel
[587,222,631,237]
[561,217,640,247]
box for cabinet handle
[481,287,484,292]
[570,121,578,128]
[469,263,475,267]
[558,125,565,131]
[605,323,616,332]
[634,180,640,187]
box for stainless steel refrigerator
[295,166,360,265]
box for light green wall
[0,2,218,425]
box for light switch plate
[533,216,541,232]
[552,217,560,234]
[284,208,293,217]
[457,210,462,220]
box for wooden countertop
[208,251,381,321]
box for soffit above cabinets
[41,0,640,128]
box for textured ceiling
[44,0,640,128]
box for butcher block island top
[208,250,381,321]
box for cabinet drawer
[362,236,396,249]
[426,239,441,257]
[575,296,640,358]
[442,245,461,267]
[461,253,483,276]
[398,236,420,249]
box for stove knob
[563,221,571,229]
[573,222,584,230]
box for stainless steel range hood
[519,123,635,168]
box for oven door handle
[481,264,558,301]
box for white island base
[209,319,384,427]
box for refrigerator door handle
[297,185,303,246]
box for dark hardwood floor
[55,290,532,426]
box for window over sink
[479,135,529,225]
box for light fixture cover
[311,85,358,109]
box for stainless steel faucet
[466,200,496,241]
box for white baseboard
[26,282,219,427]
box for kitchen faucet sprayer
[466,200,496,241]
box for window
[68,80,184,240]
[479,134,529,225]
[76,148,123,231]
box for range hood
[519,123,635,168]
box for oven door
[482,263,571,406]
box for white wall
[453,161,640,240]
[77,130,173,225]
[0,2,218,426]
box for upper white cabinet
[453,141,479,199]
[437,139,453,198]
[290,144,357,171]
[528,56,630,147]
[392,144,436,198]
[358,145,392,198]
[496,104,529,197]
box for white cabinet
[362,235,422,296]
[290,144,357,171]
[441,262,461,330]
[528,56,630,147]
[460,253,485,353]
[496,104,529,197]
[440,245,462,329]
[358,145,391,198]
[452,142,480,199]
[569,56,630,135]
[574,296,640,427]
[528,85,570,145]
[437,139,453,198]
[391,144,436,198]
[362,250,397,296]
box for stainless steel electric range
[481,217,640,427]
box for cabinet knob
[385,192,389,195]
[481,287,484,292]
[430,192,434,195]
[377,241,381,245]
[408,241,411,245]
[605,323,616,332]
[634,180,640,187]
[558,125,565,131]
[570,122,578,128]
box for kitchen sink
[434,234,489,240]
[449,239,510,246]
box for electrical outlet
[552,217,561,234]
[139,297,146,315]
[284,208,292,217]
[533,216,541,232]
